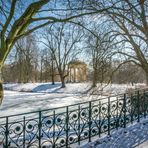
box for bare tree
[103,0,148,84]
[15,34,38,83]
[41,23,83,87]
[39,48,52,82]
[67,0,148,85]
[85,24,113,87]
[112,61,146,84]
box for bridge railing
[0,89,148,148]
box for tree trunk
[40,59,43,82]
[92,68,97,87]
[143,67,148,86]
[61,77,66,88]
[51,61,55,85]
[51,74,55,85]
[146,72,148,86]
[0,68,3,105]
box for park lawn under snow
[3,82,144,94]
[0,82,146,117]
[1,83,87,117]
[0,82,148,147]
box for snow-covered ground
[0,82,148,148]
[1,82,146,117]
[81,119,148,148]
[3,82,145,94]
[0,90,83,117]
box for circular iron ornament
[56,118,62,124]
[92,107,99,114]
[15,126,21,132]
[95,109,98,113]
[92,129,96,134]
[9,122,24,135]
[28,124,33,130]
[128,100,131,103]
[69,136,74,143]
[60,139,65,145]
[119,102,123,106]
[103,125,107,129]
[72,114,77,119]
[112,104,116,108]
[102,107,106,111]
[42,116,53,128]
[126,117,130,122]
[46,119,52,125]
[55,114,65,125]
[81,112,86,117]
[84,131,88,137]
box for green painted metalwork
[0,90,148,148]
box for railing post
[130,94,133,124]
[23,116,26,148]
[53,111,55,148]
[4,117,9,148]
[38,111,42,148]
[137,91,140,122]
[143,90,146,118]
[78,105,81,145]
[116,97,119,129]
[123,94,126,128]
[66,106,69,148]
[88,101,92,142]
[99,101,101,137]
[108,97,110,135]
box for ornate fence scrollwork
[0,90,148,147]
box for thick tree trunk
[143,67,148,85]
[0,68,3,105]
[146,72,148,86]
[0,82,3,105]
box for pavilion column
[76,68,78,82]
[84,66,87,81]
[74,67,76,82]
[78,67,80,82]
[79,68,84,82]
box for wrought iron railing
[0,89,148,148]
